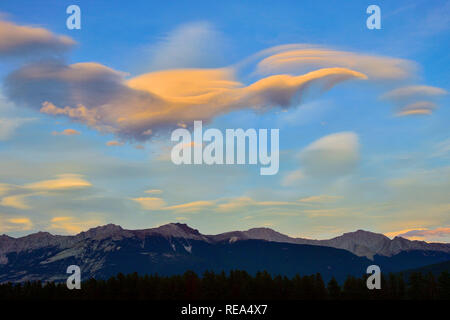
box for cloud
[298,195,342,203]
[0,217,32,232]
[106,140,124,147]
[132,197,167,210]
[0,184,12,196]
[0,194,33,209]
[417,1,450,36]
[52,128,80,136]
[163,200,216,213]
[216,196,298,212]
[2,24,441,143]
[25,174,91,191]
[144,189,163,194]
[395,101,436,116]
[0,20,75,57]
[0,117,34,140]
[130,194,300,214]
[382,85,447,100]
[387,166,450,190]
[281,169,305,186]
[384,228,427,238]
[255,45,416,80]
[385,166,450,213]
[253,45,447,117]
[5,61,128,125]
[303,207,355,218]
[431,138,450,159]
[4,57,366,142]
[382,85,447,116]
[401,227,450,238]
[385,227,450,240]
[147,22,226,70]
[215,196,253,211]
[300,132,360,177]
[49,216,103,234]
[0,174,92,209]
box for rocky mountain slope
[1,223,449,283]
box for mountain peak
[144,223,205,240]
[244,227,295,242]
[170,223,200,233]
[2,223,449,261]
[78,224,125,239]
[340,229,390,241]
[23,231,54,240]
[85,223,122,232]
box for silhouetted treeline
[0,270,449,300]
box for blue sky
[0,0,449,242]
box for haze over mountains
[1,223,449,283]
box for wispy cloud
[0,117,34,140]
[163,200,216,213]
[25,174,91,191]
[131,197,167,210]
[0,20,75,57]
[382,85,447,100]
[0,217,32,232]
[2,20,373,142]
[0,194,34,209]
[49,216,103,234]
[106,140,124,147]
[146,22,226,70]
[0,174,92,209]
[281,169,304,187]
[9,64,365,141]
[144,189,163,194]
[256,45,416,80]
[4,19,440,142]
[52,128,80,136]
[382,85,447,116]
[298,195,343,203]
[301,132,360,177]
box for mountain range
[1,223,449,283]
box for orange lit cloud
[0,174,92,209]
[396,108,433,116]
[52,128,80,136]
[385,227,450,240]
[106,140,124,147]
[0,194,33,209]
[25,174,91,191]
[5,56,366,141]
[2,19,441,142]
